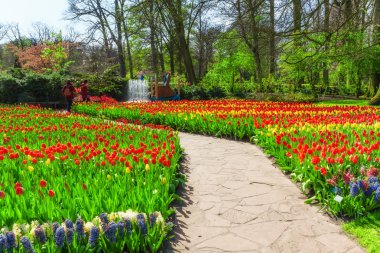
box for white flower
[109,212,119,221]
[12,224,22,238]
[92,217,101,226]
[20,224,30,234]
[84,222,95,233]
[0,227,9,234]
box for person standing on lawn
[80,80,90,102]
[61,80,75,112]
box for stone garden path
[169,132,363,253]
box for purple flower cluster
[350,177,380,201]
[149,213,157,227]
[6,231,17,249]
[104,222,118,243]
[54,227,65,248]
[350,182,359,197]
[0,234,7,251]
[125,218,132,234]
[89,226,100,247]
[34,226,47,244]
[21,236,35,253]
[75,218,85,240]
[52,222,59,235]
[137,214,147,236]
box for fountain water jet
[127,80,149,101]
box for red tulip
[0,191,5,199]
[15,187,24,195]
[311,156,320,165]
[48,190,55,197]
[14,182,22,190]
[40,179,47,188]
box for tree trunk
[244,0,262,83]
[176,44,183,75]
[148,0,159,76]
[115,0,126,77]
[370,0,380,104]
[269,0,276,76]
[292,0,303,87]
[168,37,175,74]
[198,12,203,79]
[157,35,165,72]
[165,0,196,84]
[292,0,302,32]
[97,0,126,77]
[125,30,133,78]
[120,0,133,78]
[322,0,330,88]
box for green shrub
[0,69,66,103]
[180,85,210,100]
[71,66,128,101]
[0,74,21,103]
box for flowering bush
[0,106,182,252]
[74,100,380,217]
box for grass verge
[343,211,380,253]
[317,99,370,106]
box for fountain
[127,80,149,101]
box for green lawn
[343,211,380,253]
[317,99,370,106]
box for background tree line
[1,0,380,103]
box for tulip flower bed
[0,106,182,252]
[74,100,380,217]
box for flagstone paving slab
[169,133,363,253]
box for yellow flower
[145,164,150,172]
[27,166,34,172]
[45,158,51,166]
[107,174,111,180]
[27,155,33,161]
[125,167,131,174]
[161,177,167,185]
[84,222,95,233]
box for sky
[0,0,77,34]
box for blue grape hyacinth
[375,188,380,203]
[0,234,8,251]
[89,226,100,247]
[350,182,359,197]
[65,219,74,229]
[117,221,125,237]
[137,214,147,236]
[6,231,17,249]
[125,218,132,234]
[54,227,65,248]
[52,222,59,236]
[368,177,378,184]
[105,222,117,243]
[66,228,74,245]
[75,219,85,240]
[99,213,109,224]
[34,227,47,244]
[357,180,366,191]
[21,236,35,253]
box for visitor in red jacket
[80,80,90,102]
